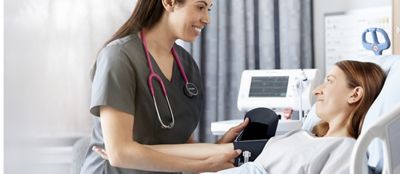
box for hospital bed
[303,55,400,174]
[351,103,400,174]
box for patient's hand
[92,146,109,160]
[217,118,249,144]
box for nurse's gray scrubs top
[80,33,204,174]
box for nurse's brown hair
[313,60,385,139]
[105,0,185,46]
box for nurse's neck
[142,23,176,58]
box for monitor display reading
[249,76,289,97]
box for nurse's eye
[197,5,206,11]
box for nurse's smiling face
[312,66,354,122]
[168,0,213,42]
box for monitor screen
[249,76,289,97]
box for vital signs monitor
[237,69,322,112]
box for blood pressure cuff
[233,107,279,166]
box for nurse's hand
[92,146,109,160]
[204,149,242,172]
[217,118,249,144]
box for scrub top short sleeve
[90,45,136,116]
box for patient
[215,60,385,174]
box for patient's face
[313,66,353,122]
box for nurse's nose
[201,11,210,25]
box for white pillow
[302,104,320,131]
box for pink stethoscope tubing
[140,31,194,129]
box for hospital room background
[3,0,400,173]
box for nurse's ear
[162,0,177,12]
[348,86,364,104]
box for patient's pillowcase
[302,55,400,169]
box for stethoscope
[140,31,198,129]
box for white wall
[313,0,392,73]
[4,0,135,173]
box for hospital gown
[216,130,355,174]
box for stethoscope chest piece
[184,82,198,98]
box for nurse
[80,0,248,173]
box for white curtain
[181,0,313,142]
[5,0,134,173]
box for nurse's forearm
[111,142,203,172]
[111,141,236,173]
[145,143,234,159]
